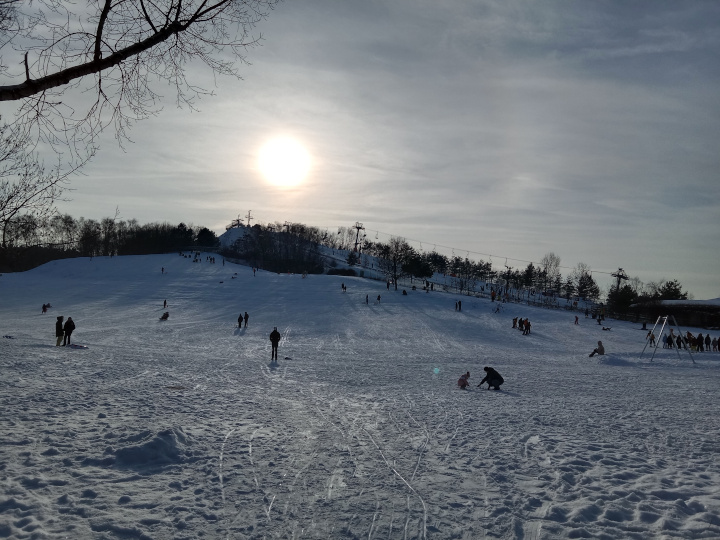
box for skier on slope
[478,366,504,390]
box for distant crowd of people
[512,317,532,335]
[647,329,717,352]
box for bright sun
[258,137,311,187]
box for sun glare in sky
[258,137,311,188]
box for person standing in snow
[589,340,605,357]
[478,367,504,390]
[238,313,243,328]
[244,312,249,328]
[63,317,76,346]
[269,327,281,361]
[55,316,64,347]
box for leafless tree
[377,236,414,291]
[0,0,277,152]
[539,252,561,291]
[0,122,83,248]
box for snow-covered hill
[1,254,718,539]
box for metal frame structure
[640,315,695,364]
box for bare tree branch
[0,0,278,149]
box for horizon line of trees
[0,213,218,272]
[1,213,692,309]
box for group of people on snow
[511,317,532,335]
[238,312,249,328]
[652,330,717,352]
[54,315,76,346]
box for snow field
[1,253,719,539]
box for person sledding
[457,371,470,389]
[160,312,169,320]
[477,366,504,390]
[589,340,604,357]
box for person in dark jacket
[63,317,76,346]
[269,327,281,361]
[238,313,243,328]
[55,316,64,346]
[478,366,504,390]
[244,312,249,328]
[589,340,605,357]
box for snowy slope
[1,254,719,539]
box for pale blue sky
[19,0,720,298]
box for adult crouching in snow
[478,366,504,390]
[589,340,605,357]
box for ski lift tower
[611,268,629,292]
[353,222,365,252]
[225,214,244,231]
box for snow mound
[114,427,194,468]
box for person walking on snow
[55,316,64,347]
[589,340,605,357]
[63,317,76,346]
[269,327,281,361]
[244,312,249,328]
[478,367,504,390]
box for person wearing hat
[478,366,504,390]
[55,316,64,346]
[269,327,281,361]
[589,340,605,357]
